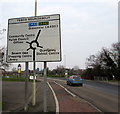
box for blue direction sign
[36,68,39,72]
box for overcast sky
[0,0,119,71]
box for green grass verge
[2,76,26,82]
[0,102,2,111]
[108,80,120,82]
[48,75,66,77]
[0,76,2,81]
[2,102,6,110]
[2,76,41,82]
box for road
[48,80,97,112]
[2,78,119,113]
[46,78,119,112]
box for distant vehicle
[66,75,83,86]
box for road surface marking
[54,81,76,97]
[47,78,65,82]
[47,82,59,113]
[83,100,102,113]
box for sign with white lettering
[7,14,61,62]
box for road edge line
[54,81,76,97]
[47,82,59,113]
[83,100,102,113]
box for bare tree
[0,47,10,69]
[0,24,6,39]
[0,24,10,69]
[86,42,120,80]
[56,65,65,76]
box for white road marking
[83,100,102,113]
[47,82,59,113]
[54,81,76,97]
[47,78,66,82]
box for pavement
[2,81,55,113]
[2,81,32,112]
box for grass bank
[2,76,26,82]
[2,75,41,82]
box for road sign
[36,68,39,72]
[18,69,21,74]
[18,64,21,67]
[7,14,61,62]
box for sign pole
[35,0,37,16]
[24,62,29,111]
[32,0,37,106]
[43,61,47,112]
[32,61,36,106]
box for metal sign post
[32,61,36,106]
[35,0,37,16]
[43,61,47,112]
[32,0,37,106]
[24,62,29,111]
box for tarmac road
[48,78,119,112]
[48,81,98,112]
[2,78,119,113]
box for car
[66,75,83,86]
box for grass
[108,80,120,82]
[0,102,2,111]
[48,75,66,77]
[1,102,6,110]
[0,76,2,81]
[2,76,26,82]
[2,75,41,82]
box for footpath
[2,81,55,114]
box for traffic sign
[18,69,21,74]
[7,14,61,62]
[18,64,21,67]
[36,68,39,72]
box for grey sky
[0,0,118,70]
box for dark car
[67,75,83,86]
